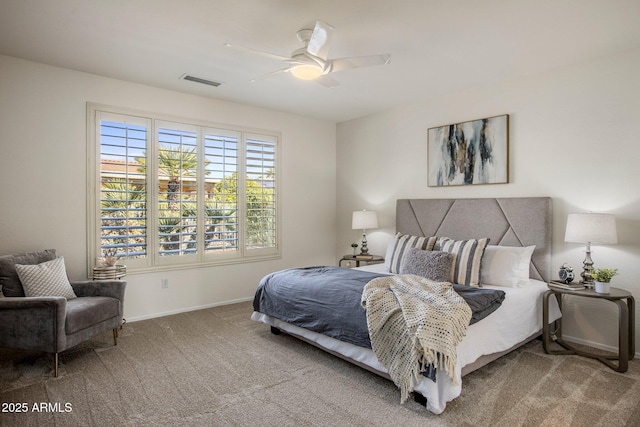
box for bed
[252,197,562,414]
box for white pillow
[481,245,535,287]
[15,257,77,299]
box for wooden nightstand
[542,286,635,372]
[339,254,384,268]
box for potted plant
[590,268,618,294]
[351,242,358,256]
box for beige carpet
[1,301,639,426]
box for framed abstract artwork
[427,114,509,187]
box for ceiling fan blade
[329,54,391,73]
[249,67,291,83]
[306,20,334,60]
[224,43,290,61]
[315,74,339,88]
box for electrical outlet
[161,278,168,289]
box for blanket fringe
[362,274,471,403]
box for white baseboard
[562,334,640,360]
[125,296,254,323]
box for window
[88,105,280,272]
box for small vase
[595,281,610,294]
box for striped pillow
[434,237,490,287]
[386,233,437,273]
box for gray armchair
[0,250,126,377]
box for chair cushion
[65,296,120,335]
[15,257,77,299]
[0,249,57,297]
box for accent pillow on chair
[15,257,77,299]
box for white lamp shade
[564,213,617,244]
[352,210,379,230]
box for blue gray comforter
[253,266,505,348]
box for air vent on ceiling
[181,74,222,87]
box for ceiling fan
[225,20,391,87]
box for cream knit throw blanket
[361,274,472,403]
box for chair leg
[54,353,59,378]
[113,328,118,346]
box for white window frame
[87,103,281,275]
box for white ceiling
[1,0,639,123]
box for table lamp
[564,212,617,287]
[352,210,379,255]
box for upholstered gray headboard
[396,198,552,283]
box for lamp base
[360,233,369,255]
[580,243,595,288]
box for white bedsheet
[252,263,561,414]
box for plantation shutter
[245,134,277,255]
[97,112,150,268]
[89,104,280,272]
[204,129,240,256]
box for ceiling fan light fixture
[228,20,390,87]
[290,64,323,80]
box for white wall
[2,47,638,352]
[0,54,337,321]
[337,48,640,353]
